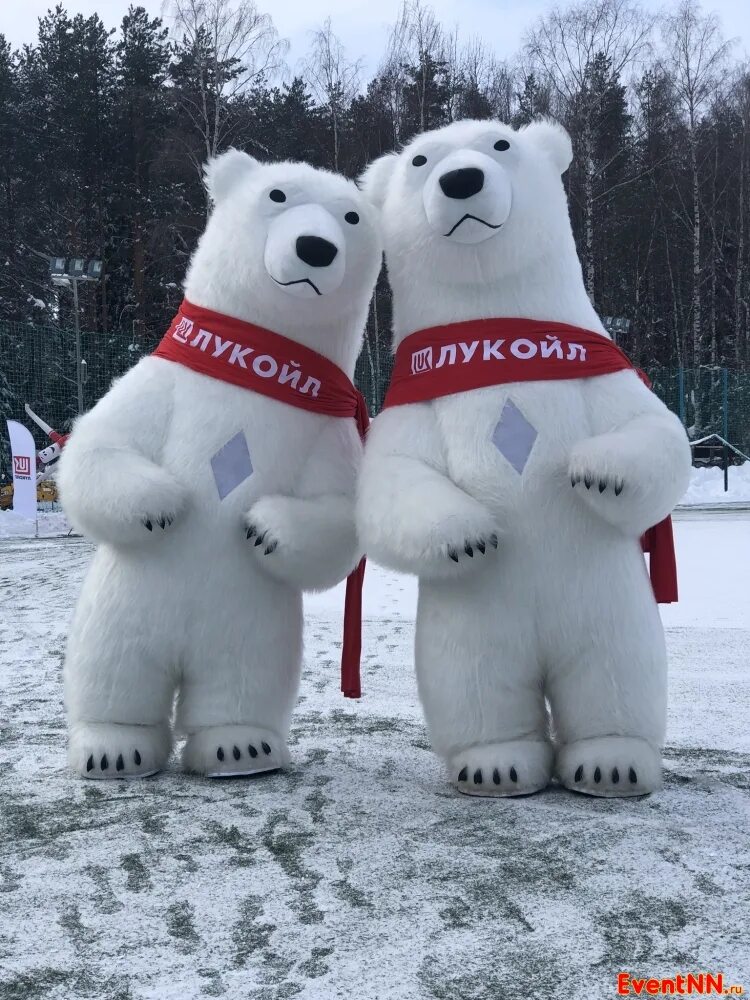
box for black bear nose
[296,235,338,268]
[439,167,485,200]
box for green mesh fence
[2,320,750,477]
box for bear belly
[434,380,594,533]
[160,366,326,531]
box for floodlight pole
[71,276,84,414]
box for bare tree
[304,19,361,171]
[163,0,287,173]
[378,0,446,141]
[661,0,733,371]
[525,0,655,305]
[457,36,515,121]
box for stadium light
[49,257,105,414]
[602,316,631,342]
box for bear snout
[439,167,485,200]
[295,235,339,268]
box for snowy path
[0,520,748,999]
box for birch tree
[525,0,654,306]
[164,0,286,173]
[660,0,732,370]
[304,19,361,171]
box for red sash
[383,317,678,603]
[154,299,369,697]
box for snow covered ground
[0,516,748,999]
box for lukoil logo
[13,455,32,479]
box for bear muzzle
[265,204,346,298]
[423,151,512,246]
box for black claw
[100,754,108,770]
[629,767,638,784]
[584,476,592,490]
[571,475,577,487]
[262,741,271,755]
[574,765,584,782]
[448,547,459,562]
[217,747,225,761]
[264,541,278,555]
[489,534,498,549]
[246,525,256,539]
[134,750,141,766]
[612,767,620,783]
[598,481,607,493]
[509,767,518,783]
[232,745,241,761]
[116,754,124,772]
[143,519,153,531]
[473,769,482,785]
[458,766,468,782]
[254,533,266,547]
[86,754,94,772]
[492,768,501,785]
[615,481,624,496]
[166,516,174,526]
[594,766,602,783]
[157,516,166,529]
[476,540,486,554]
[464,543,473,557]
[248,744,258,758]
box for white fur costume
[358,120,691,798]
[59,151,381,779]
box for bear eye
[494,139,510,152]
[345,211,359,225]
[412,154,427,167]
[269,189,286,203]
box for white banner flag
[6,420,38,529]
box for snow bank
[680,461,750,506]
[0,508,71,538]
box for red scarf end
[641,516,678,604]
[340,557,366,699]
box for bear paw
[569,435,629,499]
[570,470,624,496]
[182,725,290,778]
[557,736,662,797]
[245,521,279,556]
[445,533,498,564]
[69,722,171,780]
[450,740,553,797]
[141,512,176,533]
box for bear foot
[557,736,662,797]
[449,740,553,798]
[69,721,171,780]
[182,725,290,778]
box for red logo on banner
[13,455,32,479]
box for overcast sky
[2,0,749,81]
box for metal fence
[2,320,750,474]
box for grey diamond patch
[210,431,253,500]
[491,400,538,474]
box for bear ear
[522,118,573,175]
[358,152,399,209]
[204,148,259,203]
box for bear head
[184,150,382,373]
[360,119,595,340]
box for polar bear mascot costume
[358,120,690,798]
[59,151,381,779]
